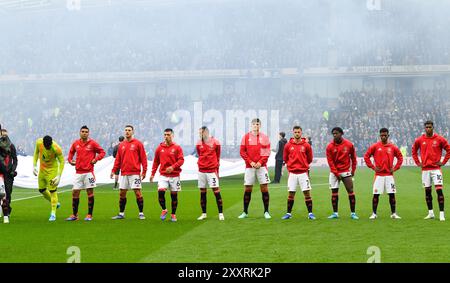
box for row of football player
[1,118,448,224]
[233,119,449,222]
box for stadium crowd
[321,88,450,157]
[0,90,327,159]
[1,86,449,159]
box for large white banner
[12,155,441,189]
[13,155,253,189]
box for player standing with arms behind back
[66,126,105,222]
[412,121,450,221]
[364,128,403,220]
[111,125,147,220]
[196,126,224,221]
[238,118,271,219]
[150,129,184,222]
[33,135,64,221]
[326,127,359,220]
[282,126,315,220]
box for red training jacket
[412,133,450,171]
[196,137,221,173]
[111,138,148,176]
[68,139,106,174]
[151,142,184,177]
[364,142,403,176]
[240,131,271,168]
[326,138,357,176]
[283,138,313,174]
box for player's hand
[91,159,97,165]
[150,176,154,183]
[141,173,146,180]
[418,162,423,168]
[250,162,257,168]
[255,162,262,169]
[351,171,356,177]
[33,166,38,176]
[436,161,444,167]
[390,168,394,174]
[165,166,174,174]
[69,160,76,166]
[110,172,115,179]
[50,176,60,186]
[375,166,382,173]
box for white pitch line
[11,189,72,203]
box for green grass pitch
[0,167,449,263]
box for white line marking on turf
[11,189,72,202]
[10,183,330,200]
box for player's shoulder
[36,138,43,145]
[326,141,334,149]
[304,139,312,147]
[415,134,425,142]
[71,139,80,146]
[170,142,183,153]
[387,142,400,151]
[303,139,312,148]
[53,142,63,153]
[436,134,448,141]
[367,142,377,150]
[389,140,400,147]
[240,133,250,144]
[344,138,354,146]
[259,132,270,144]
[211,137,221,145]
[260,132,270,139]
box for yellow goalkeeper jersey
[33,138,65,176]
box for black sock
[425,188,433,210]
[6,192,11,216]
[88,195,94,215]
[331,190,339,213]
[349,193,356,213]
[214,190,223,214]
[119,197,127,213]
[200,191,207,213]
[137,197,144,213]
[287,196,295,213]
[372,194,379,214]
[305,197,313,213]
[158,191,166,210]
[171,192,178,215]
[72,197,80,216]
[389,193,396,214]
[262,191,270,213]
[243,191,252,214]
[437,189,445,212]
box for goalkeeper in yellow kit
[33,136,65,221]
